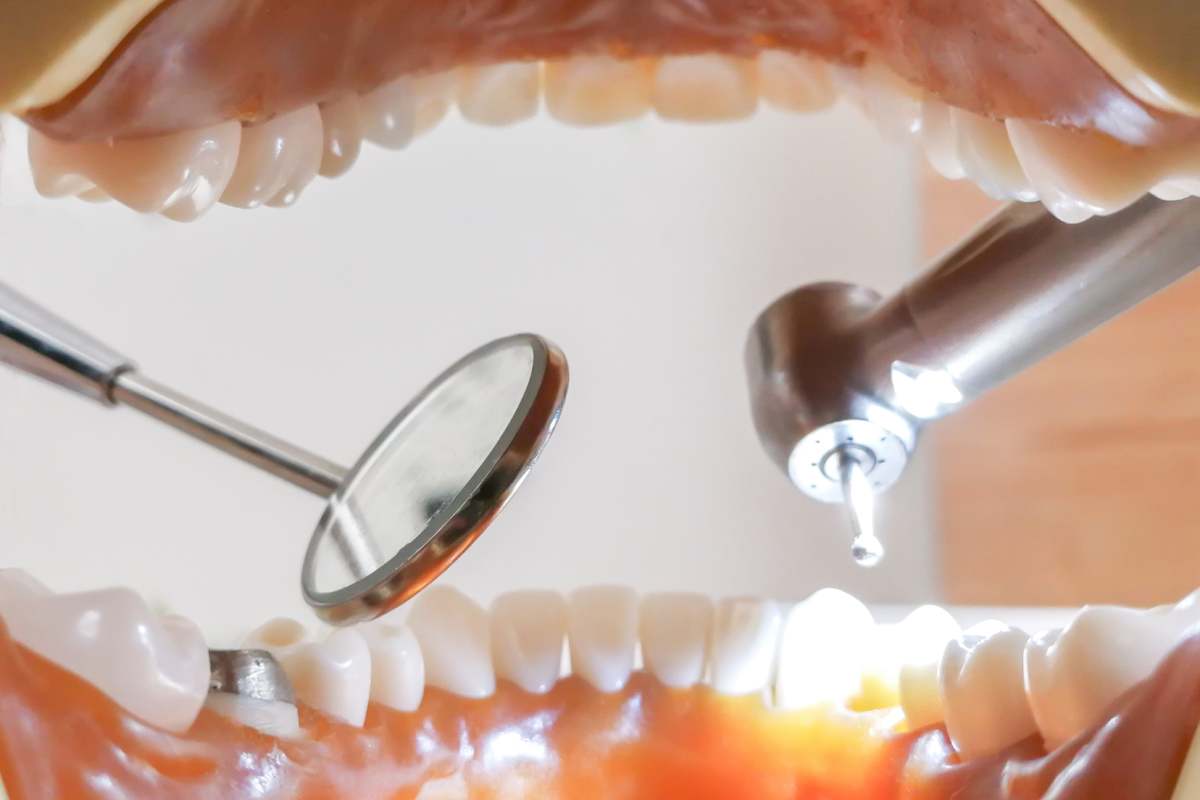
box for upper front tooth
[758,50,835,114]
[545,57,653,126]
[652,55,758,122]
[833,59,923,141]
[939,622,1037,759]
[775,589,875,709]
[1024,600,1200,749]
[360,78,418,149]
[639,592,713,689]
[0,569,209,733]
[244,619,372,727]
[709,597,783,695]
[318,94,364,178]
[920,100,965,181]
[490,590,568,695]
[407,586,495,699]
[458,63,541,127]
[567,585,638,693]
[361,622,425,712]
[950,108,1035,201]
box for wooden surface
[925,173,1200,606]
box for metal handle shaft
[869,194,1200,409]
[0,283,345,496]
[0,283,133,404]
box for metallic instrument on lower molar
[745,194,1200,565]
[0,286,568,623]
[208,649,294,704]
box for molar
[567,585,638,693]
[458,63,541,127]
[244,618,372,727]
[1024,600,1200,749]
[0,569,209,734]
[639,592,713,689]
[544,57,653,126]
[652,55,758,122]
[222,105,322,209]
[939,621,1037,759]
[407,585,495,699]
[758,51,835,114]
[490,590,568,694]
[28,121,241,218]
[709,596,782,696]
[775,589,874,709]
[361,622,425,712]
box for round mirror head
[302,333,568,625]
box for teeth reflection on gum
[5,570,1200,798]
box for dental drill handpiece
[745,194,1200,564]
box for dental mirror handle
[0,283,345,496]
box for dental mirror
[0,283,568,625]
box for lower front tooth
[639,592,713,689]
[775,589,874,709]
[222,106,322,209]
[939,622,1037,759]
[567,586,638,693]
[709,597,782,696]
[408,586,495,699]
[490,590,568,695]
[758,51,835,114]
[545,57,653,126]
[362,622,425,712]
[652,55,758,122]
[319,94,364,178]
[458,63,541,127]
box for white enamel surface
[950,109,1035,201]
[490,590,568,694]
[362,622,425,712]
[222,106,322,209]
[544,57,652,125]
[28,121,240,217]
[360,79,418,149]
[709,597,782,695]
[567,585,638,693]
[639,592,713,689]
[204,693,302,738]
[653,55,758,122]
[834,58,923,142]
[775,588,875,709]
[1024,597,1200,749]
[939,622,1037,759]
[919,100,965,181]
[459,64,541,127]
[758,51,834,113]
[319,95,365,179]
[889,606,960,729]
[408,586,495,699]
[0,569,209,733]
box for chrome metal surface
[208,649,295,704]
[112,373,345,496]
[303,333,569,625]
[747,195,1200,536]
[0,283,133,404]
[0,283,567,622]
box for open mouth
[1,0,1198,222]
[2,571,1200,798]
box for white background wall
[0,104,933,644]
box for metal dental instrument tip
[0,284,568,624]
[833,450,884,567]
[208,649,294,704]
[746,194,1200,566]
